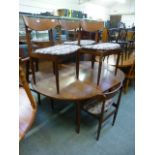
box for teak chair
[23,16,80,94]
[19,66,37,141]
[81,82,123,140]
[76,21,122,85]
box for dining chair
[81,82,123,140]
[76,21,121,85]
[23,16,81,94]
[19,66,37,141]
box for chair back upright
[23,16,59,56]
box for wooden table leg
[76,51,80,80]
[54,61,60,94]
[75,101,81,134]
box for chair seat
[64,39,96,46]
[83,98,113,115]
[34,44,81,55]
[82,43,120,50]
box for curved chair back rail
[80,20,104,32]
[59,20,80,30]
[23,16,59,31]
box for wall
[19,0,134,24]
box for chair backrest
[59,20,80,42]
[102,28,108,42]
[59,20,80,31]
[100,82,123,114]
[118,28,127,41]
[23,16,59,31]
[23,16,59,55]
[79,20,104,43]
[107,28,119,42]
[104,82,122,100]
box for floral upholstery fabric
[64,40,96,46]
[82,43,121,50]
[34,44,81,55]
[83,99,113,115]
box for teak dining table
[30,61,125,133]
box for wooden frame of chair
[19,66,37,141]
[81,82,123,140]
[23,16,62,94]
[76,47,122,86]
[76,20,106,84]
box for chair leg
[26,60,30,82]
[35,59,39,71]
[112,87,122,125]
[96,118,102,141]
[124,78,130,93]
[97,56,102,85]
[53,62,56,75]
[30,58,36,84]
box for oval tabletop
[19,87,37,141]
[30,61,125,101]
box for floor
[19,82,135,155]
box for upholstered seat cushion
[82,43,120,50]
[83,99,113,115]
[64,40,96,46]
[34,44,81,55]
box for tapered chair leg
[30,58,36,84]
[26,60,30,82]
[112,87,122,125]
[97,56,102,85]
[35,59,39,71]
